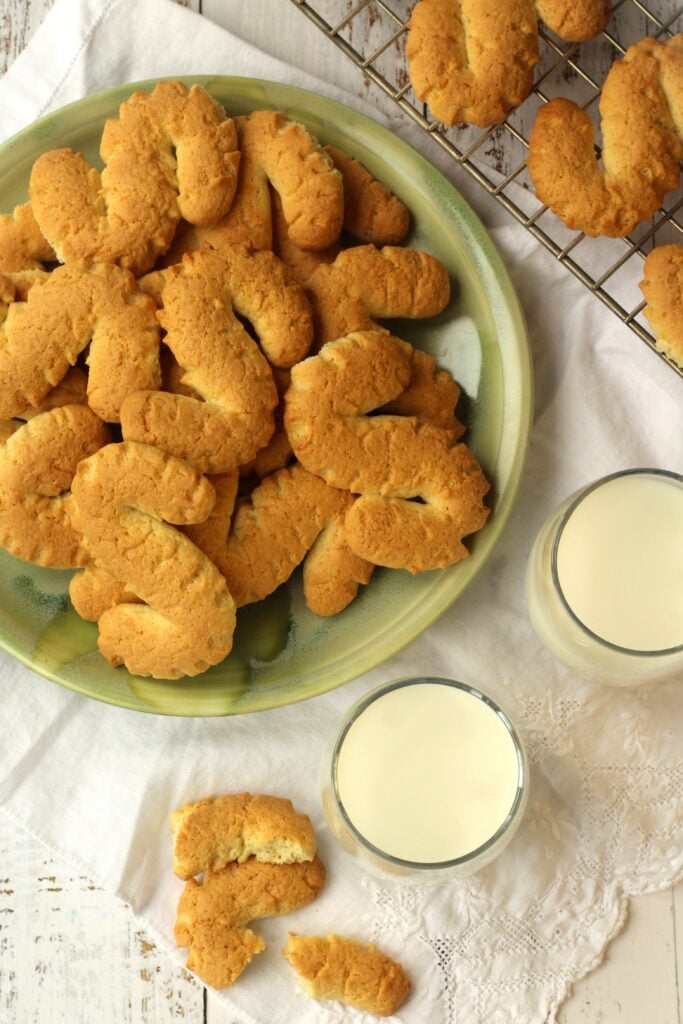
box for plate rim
[0,75,533,716]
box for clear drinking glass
[321,677,528,882]
[525,468,683,687]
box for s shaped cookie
[121,248,289,473]
[30,81,239,274]
[174,855,326,989]
[0,261,160,422]
[528,35,683,236]
[285,331,489,573]
[407,0,610,127]
[305,244,450,347]
[170,110,344,260]
[71,442,236,679]
[0,405,108,568]
[184,464,352,607]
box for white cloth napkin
[1,2,682,1022]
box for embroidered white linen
[0,2,682,1022]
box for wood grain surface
[0,1,682,1022]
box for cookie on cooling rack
[406,0,611,127]
[528,35,683,237]
[640,243,683,368]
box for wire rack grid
[290,0,683,378]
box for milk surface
[335,682,520,863]
[556,474,683,652]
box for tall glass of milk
[526,469,683,686]
[321,677,528,881]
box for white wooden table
[0,1,682,1021]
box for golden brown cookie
[305,244,450,347]
[272,190,340,288]
[30,81,239,275]
[174,856,326,989]
[171,793,316,880]
[283,933,411,1017]
[19,367,89,420]
[325,145,410,245]
[145,244,312,372]
[0,203,55,271]
[285,331,489,573]
[238,366,293,480]
[212,245,313,368]
[71,442,236,679]
[303,494,375,617]
[168,110,344,263]
[69,564,141,622]
[640,244,683,368]
[0,421,20,444]
[0,406,109,568]
[535,0,611,40]
[0,261,160,423]
[121,249,279,474]
[381,346,464,438]
[407,0,539,127]
[528,36,683,236]
[407,0,610,127]
[1,267,50,301]
[185,464,350,607]
[272,149,411,288]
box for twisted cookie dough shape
[271,146,410,286]
[121,248,288,473]
[0,406,108,568]
[71,442,236,679]
[30,81,240,275]
[167,109,346,263]
[174,856,326,989]
[306,244,450,347]
[184,464,353,608]
[528,35,683,237]
[407,0,610,128]
[0,261,160,423]
[285,331,490,573]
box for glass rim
[329,676,527,871]
[551,467,683,658]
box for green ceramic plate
[0,77,532,716]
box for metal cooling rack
[290,0,683,377]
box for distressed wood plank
[0,814,205,1024]
[674,878,683,1024]
[0,0,200,77]
[0,0,55,76]
[558,887,680,1024]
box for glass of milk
[526,468,683,686]
[321,677,528,881]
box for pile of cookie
[405,0,683,368]
[170,791,411,1013]
[0,80,490,680]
